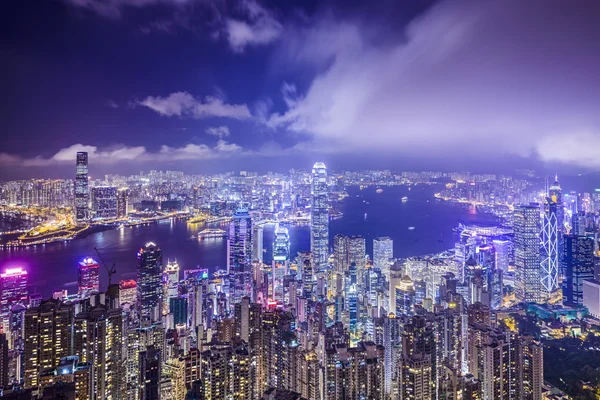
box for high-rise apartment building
[24,299,74,388]
[310,162,329,272]
[74,306,123,399]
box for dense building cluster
[1,157,600,399]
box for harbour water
[0,185,497,297]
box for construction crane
[94,247,117,287]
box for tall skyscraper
[75,151,89,222]
[229,208,253,304]
[562,235,595,306]
[137,242,163,325]
[0,267,28,325]
[252,224,264,263]
[78,257,100,297]
[548,176,564,233]
[333,234,348,273]
[373,236,393,275]
[541,198,559,298]
[492,239,510,274]
[310,162,329,272]
[514,204,542,303]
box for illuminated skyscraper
[0,267,28,324]
[163,260,180,315]
[252,224,264,262]
[492,239,510,274]
[92,186,118,219]
[333,234,348,273]
[78,257,100,297]
[229,208,253,304]
[548,176,564,233]
[541,198,559,299]
[137,242,163,325]
[514,204,542,303]
[272,226,290,304]
[310,162,329,272]
[373,236,393,276]
[75,152,89,222]
[562,235,595,306]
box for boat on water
[198,228,227,239]
[376,188,383,193]
[408,226,415,230]
[402,196,408,202]
[364,213,368,220]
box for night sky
[2,0,600,178]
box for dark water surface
[0,185,495,297]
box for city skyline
[2,1,600,398]
[2,1,600,179]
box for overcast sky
[2,0,600,178]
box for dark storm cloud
[268,0,600,167]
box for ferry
[198,228,227,239]
[376,188,383,193]
[402,196,408,203]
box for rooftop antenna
[94,247,117,287]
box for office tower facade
[75,151,89,222]
[0,267,28,326]
[74,307,123,399]
[272,227,290,304]
[373,236,394,275]
[388,261,404,314]
[541,198,559,298]
[116,188,128,218]
[24,299,74,388]
[310,162,329,272]
[229,208,253,303]
[347,235,366,276]
[562,235,595,306]
[92,186,118,219]
[252,224,264,262]
[163,260,179,315]
[77,257,100,297]
[514,204,542,303]
[333,234,348,273]
[395,275,415,316]
[139,345,161,400]
[137,242,163,325]
[493,239,510,274]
